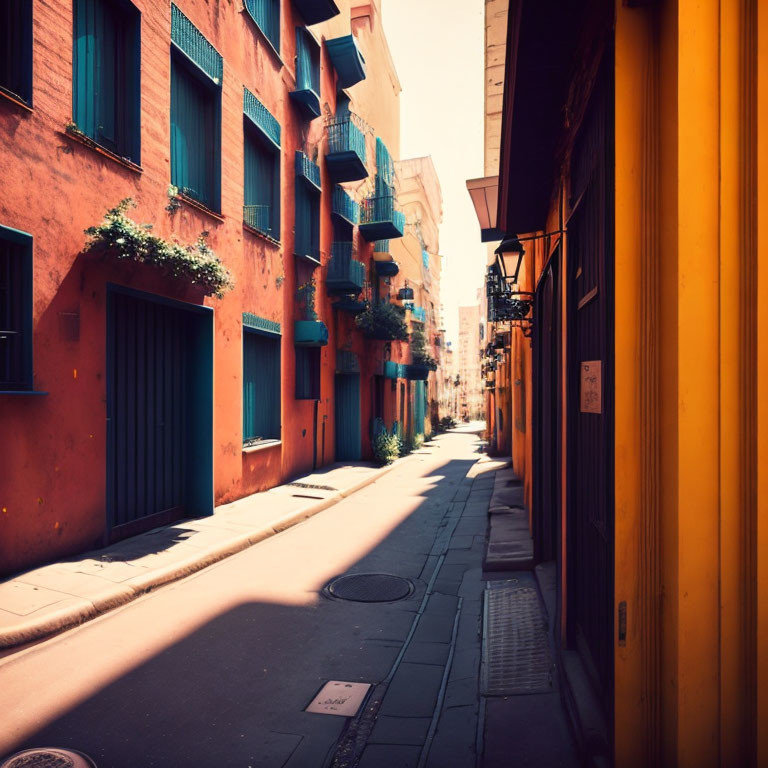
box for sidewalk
[0,459,401,651]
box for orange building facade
[473,0,768,765]
[0,0,444,576]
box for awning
[466,175,504,242]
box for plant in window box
[296,278,318,321]
[84,199,234,297]
[354,301,408,341]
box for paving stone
[369,715,432,746]
[413,610,456,644]
[403,640,451,665]
[359,744,422,768]
[425,704,478,768]
[449,645,481,681]
[437,563,470,582]
[432,578,462,595]
[427,592,459,615]
[444,549,477,565]
[453,518,487,537]
[448,535,474,550]
[380,662,444,717]
[444,676,478,709]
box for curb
[0,459,401,652]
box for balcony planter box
[326,35,366,88]
[326,243,365,294]
[325,116,367,182]
[383,361,407,379]
[293,0,340,25]
[294,320,328,346]
[375,260,399,277]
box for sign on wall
[580,360,602,414]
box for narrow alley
[0,429,575,768]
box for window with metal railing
[0,226,33,392]
[244,0,280,54]
[72,0,140,161]
[290,27,321,119]
[0,0,32,105]
[243,90,281,240]
[170,5,222,211]
[294,151,321,264]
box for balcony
[410,305,427,324]
[326,242,365,294]
[375,260,399,277]
[326,35,366,89]
[294,320,328,346]
[359,195,406,241]
[290,28,321,120]
[325,116,368,182]
[372,240,393,262]
[332,186,359,227]
[243,204,273,238]
[292,0,340,25]
[384,361,407,380]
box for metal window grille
[243,329,281,441]
[243,88,281,148]
[244,0,280,53]
[295,27,320,95]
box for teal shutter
[243,331,281,441]
[295,346,320,400]
[170,5,222,210]
[244,0,280,52]
[294,182,320,263]
[244,129,278,237]
[73,0,140,160]
[0,0,33,104]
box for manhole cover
[0,749,96,768]
[324,573,413,603]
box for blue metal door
[107,289,213,542]
[413,380,426,435]
[335,373,361,461]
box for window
[295,346,320,400]
[244,0,280,54]
[289,27,320,119]
[0,0,33,105]
[0,226,33,392]
[73,0,140,161]
[243,89,281,240]
[243,328,281,444]
[294,152,321,264]
[170,5,222,212]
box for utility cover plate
[306,681,371,716]
[482,584,553,695]
[0,749,97,768]
[324,573,414,602]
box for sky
[381,0,488,346]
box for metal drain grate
[324,573,414,603]
[1,749,97,768]
[482,584,553,695]
[287,482,337,491]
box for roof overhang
[466,176,504,242]
[497,0,584,235]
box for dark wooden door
[335,373,361,461]
[566,56,615,707]
[107,290,190,541]
[533,248,562,564]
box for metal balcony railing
[359,195,405,241]
[332,186,359,226]
[325,116,368,182]
[327,242,365,294]
[243,205,272,237]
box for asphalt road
[1,430,489,768]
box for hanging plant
[84,199,234,297]
[297,277,318,320]
[354,301,408,341]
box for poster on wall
[580,360,602,414]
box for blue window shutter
[244,0,280,53]
[73,0,140,161]
[171,55,221,210]
[243,331,281,441]
[294,178,320,264]
[295,346,320,400]
[244,129,277,237]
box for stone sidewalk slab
[0,459,401,650]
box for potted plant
[295,277,328,346]
[354,301,408,341]
[408,327,437,379]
